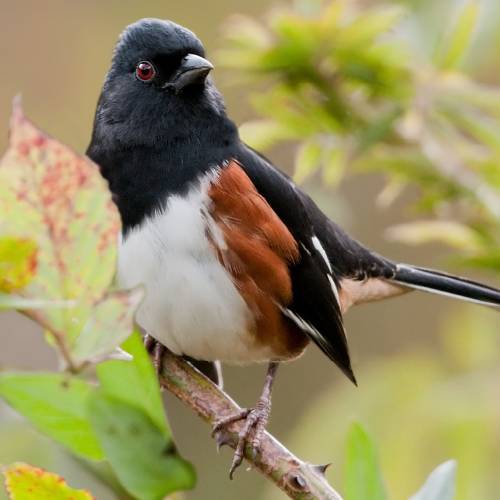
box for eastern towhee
[87,19,500,476]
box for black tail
[393,264,500,308]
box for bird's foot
[212,394,272,479]
[144,334,166,386]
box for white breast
[117,176,273,363]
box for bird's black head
[87,19,239,229]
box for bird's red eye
[135,61,156,82]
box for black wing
[235,145,362,383]
[236,146,500,381]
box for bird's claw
[212,399,271,479]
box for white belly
[117,177,273,363]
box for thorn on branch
[312,463,331,476]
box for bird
[86,18,500,477]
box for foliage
[0,103,195,499]
[220,0,500,275]
[344,423,386,500]
[3,463,94,500]
[409,460,456,500]
[343,423,456,500]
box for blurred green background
[1,1,499,499]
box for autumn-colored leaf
[0,237,37,293]
[0,99,119,314]
[2,463,94,500]
[0,99,122,361]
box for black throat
[86,86,239,232]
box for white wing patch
[282,306,346,359]
[328,274,341,305]
[311,234,340,306]
[312,235,332,273]
[281,307,323,342]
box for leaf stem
[22,310,79,373]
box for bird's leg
[212,361,279,478]
[143,333,166,384]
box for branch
[159,349,343,500]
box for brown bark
[159,349,343,500]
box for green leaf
[0,237,37,293]
[440,104,500,152]
[2,463,94,500]
[88,392,195,500]
[344,422,386,500]
[436,1,479,70]
[409,460,457,500]
[95,331,169,436]
[71,288,143,365]
[336,6,405,50]
[239,120,292,150]
[0,373,103,460]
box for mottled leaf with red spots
[0,100,120,338]
[0,100,128,366]
[2,463,94,500]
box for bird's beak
[164,53,214,93]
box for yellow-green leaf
[436,1,480,70]
[386,220,483,252]
[71,288,143,365]
[294,141,322,184]
[322,147,346,186]
[3,463,94,500]
[335,6,405,50]
[0,237,37,293]
[0,294,74,311]
[239,120,292,150]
